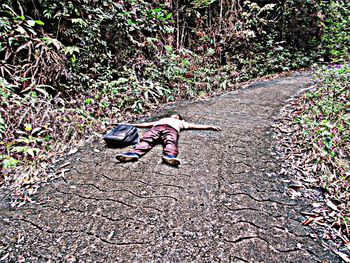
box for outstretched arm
[187,123,221,131]
[130,122,155,128]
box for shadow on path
[0,74,341,262]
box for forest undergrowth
[274,63,350,256]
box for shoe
[116,152,139,162]
[162,155,181,166]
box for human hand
[211,125,221,131]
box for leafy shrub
[294,64,350,236]
[0,3,67,90]
[0,76,102,201]
[320,0,350,62]
[175,0,322,75]
[1,0,329,95]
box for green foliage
[295,64,350,236]
[320,0,350,62]
[192,0,217,8]
[1,0,344,94]
[38,0,175,93]
[0,76,100,192]
[0,3,66,90]
[307,65,349,171]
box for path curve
[0,74,341,262]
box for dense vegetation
[282,63,349,243]
[292,1,349,241]
[0,0,349,228]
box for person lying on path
[116,114,221,166]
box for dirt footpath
[0,74,341,262]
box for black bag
[103,124,139,148]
